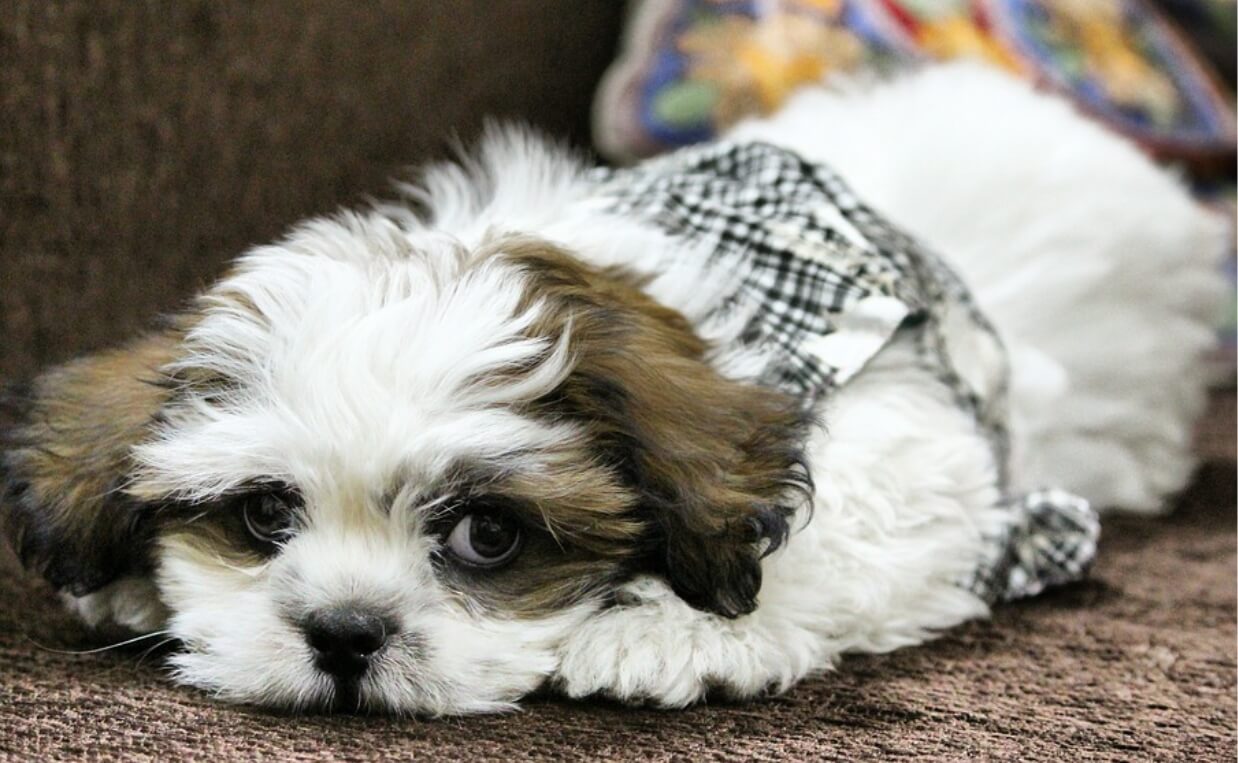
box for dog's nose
[302,606,392,679]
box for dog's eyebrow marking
[151,478,299,518]
[397,457,612,555]
[413,458,518,498]
[381,459,509,524]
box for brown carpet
[2,3,1235,760]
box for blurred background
[0,1,626,380]
[1,0,1234,382]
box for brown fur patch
[1,330,183,594]
[425,456,639,617]
[158,511,279,571]
[486,236,814,618]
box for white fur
[71,62,1221,713]
[729,62,1225,511]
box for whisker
[134,637,180,666]
[24,629,174,656]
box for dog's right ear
[1,331,181,595]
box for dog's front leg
[553,574,818,708]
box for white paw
[62,576,168,633]
[554,577,782,708]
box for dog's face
[1,138,811,715]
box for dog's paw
[61,575,168,633]
[554,577,783,708]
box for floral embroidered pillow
[594,0,1236,167]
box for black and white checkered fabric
[963,489,1100,604]
[589,141,1100,604]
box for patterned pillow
[594,0,1237,165]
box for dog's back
[729,62,1226,512]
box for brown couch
[2,2,1234,759]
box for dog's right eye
[239,488,300,548]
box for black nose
[303,607,392,679]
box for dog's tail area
[729,61,1227,512]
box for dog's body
[2,64,1223,714]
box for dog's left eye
[240,488,300,546]
[445,510,523,568]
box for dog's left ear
[508,239,813,618]
[613,369,814,619]
[592,347,813,619]
[1,331,180,595]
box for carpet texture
[1,3,1234,760]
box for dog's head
[1,132,811,714]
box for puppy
[1,63,1223,714]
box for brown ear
[1,331,180,595]
[505,239,814,618]
[574,345,814,618]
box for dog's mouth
[327,676,366,713]
[315,645,403,715]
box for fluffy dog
[1,63,1222,714]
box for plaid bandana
[589,141,1100,605]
